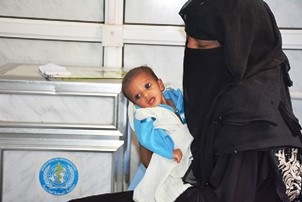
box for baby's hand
[173,149,183,163]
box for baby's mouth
[148,97,156,105]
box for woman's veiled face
[186,35,220,49]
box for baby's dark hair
[122,65,158,102]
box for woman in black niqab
[176,0,302,201]
[69,0,302,201]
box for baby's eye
[134,93,141,100]
[145,83,151,89]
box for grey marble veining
[0,38,103,68]
[292,100,302,124]
[0,0,104,22]
[125,0,187,25]
[265,0,302,28]
[285,50,302,92]
[0,94,115,125]
[2,150,112,202]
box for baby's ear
[158,79,165,91]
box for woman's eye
[134,94,141,100]
[145,83,151,89]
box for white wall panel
[124,44,184,88]
[265,0,302,28]
[0,38,102,67]
[285,50,302,92]
[125,0,186,25]
[0,0,104,22]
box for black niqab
[180,0,285,81]
[179,0,302,187]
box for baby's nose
[143,92,149,98]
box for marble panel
[292,99,302,125]
[0,38,103,68]
[125,0,187,25]
[0,0,104,22]
[2,150,112,202]
[0,94,115,125]
[124,44,185,88]
[265,0,302,28]
[284,50,302,92]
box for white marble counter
[0,63,130,202]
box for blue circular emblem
[39,157,79,196]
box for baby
[122,65,193,202]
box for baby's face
[126,72,166,108]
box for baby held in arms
[122,65,193,202]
